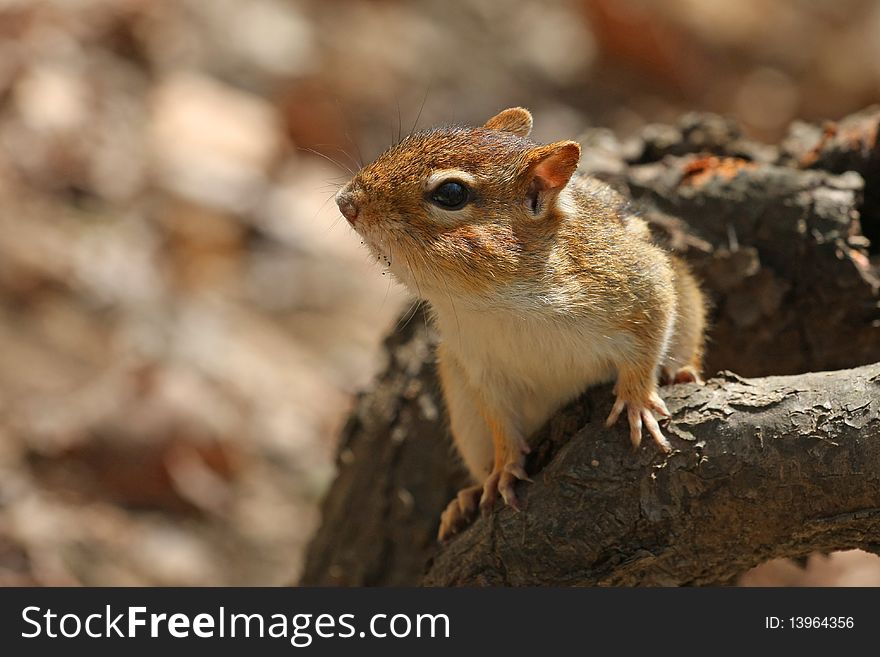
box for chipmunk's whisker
[311,144,361,175]
[400,248,424,301]
[299,147,355,176]
[406,241,436,339]
[395,299,423,333]
[379,248,395,309]
[333,99,365,168]
[314,189,342,224]
[437,267,463,352]
[409,84,431,138]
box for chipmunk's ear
[526,141,581,191]
[522,141,580,215]
[484,107,533,137]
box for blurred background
[1,0,879,586]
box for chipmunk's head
[335,107,580,297]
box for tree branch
[425,364,880,586]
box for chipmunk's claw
[606,391,672,452]
[438,484,482,541]
[605,397,626,427]
[479,457,531,517]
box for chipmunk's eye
[430,181,469,210]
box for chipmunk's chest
[432,301,629,429]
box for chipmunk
[335,107,706,540]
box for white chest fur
[430,297,630,437]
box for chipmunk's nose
[335,185,360,224]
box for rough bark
[425,363,880,585]
[300,108,880,587]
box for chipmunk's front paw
[438,484,482,541]
[479,448,532,516]
[606,390,671,452]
